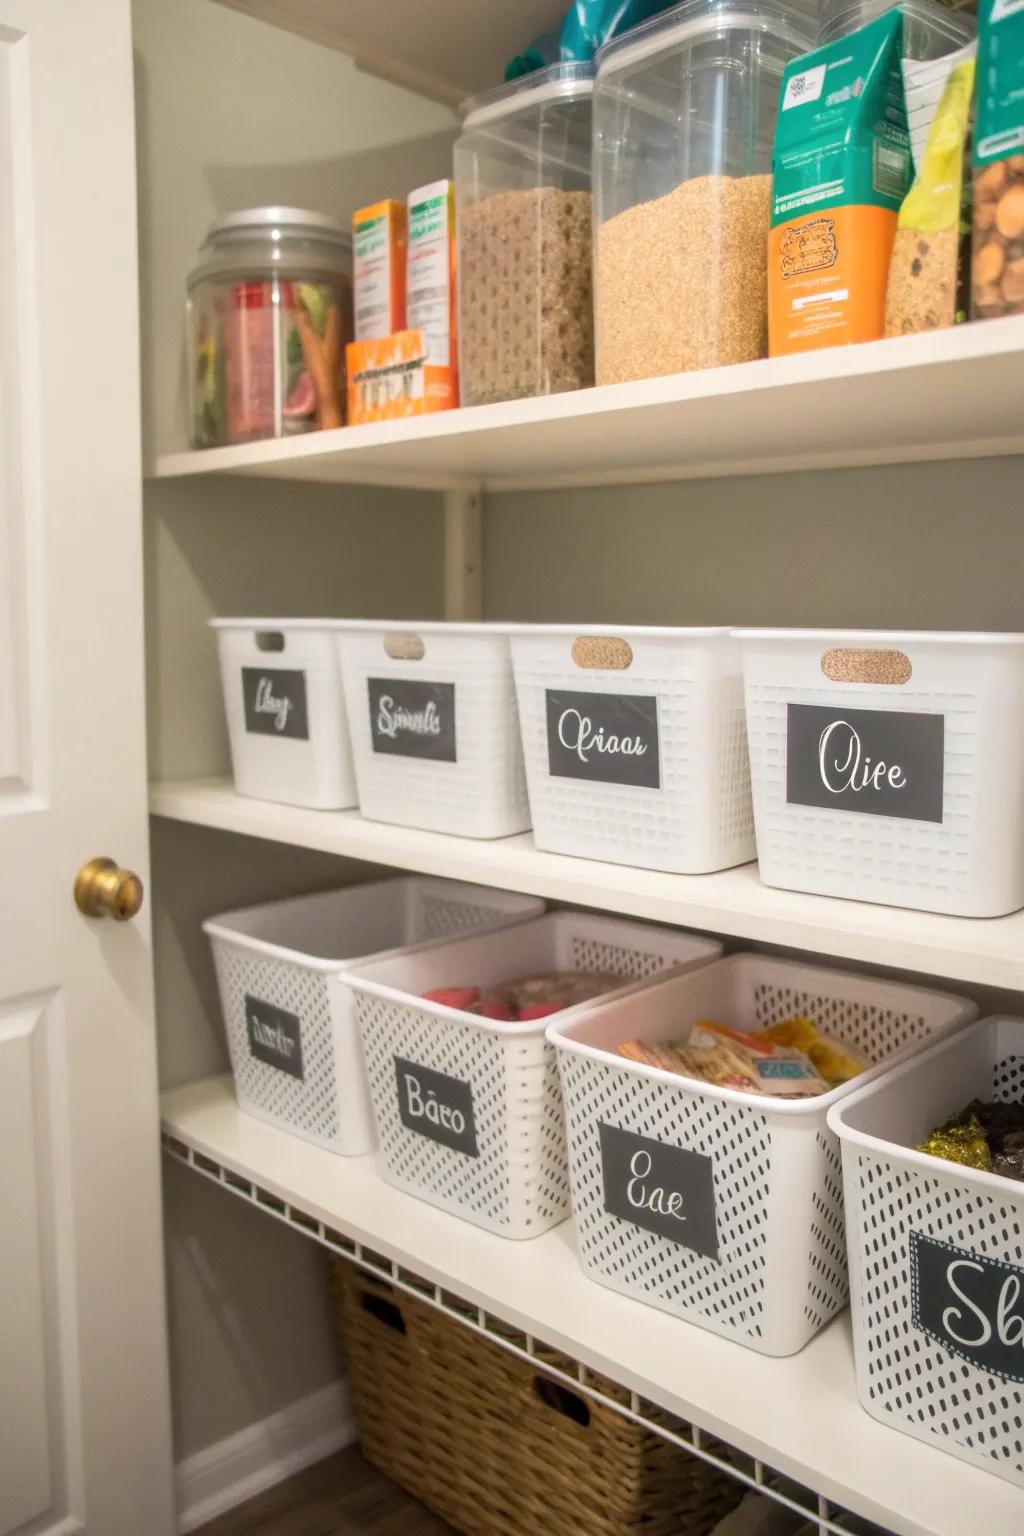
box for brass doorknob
[74,857,144,921]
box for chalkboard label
[242,668,310,739]
[786,703,944,823]
[599,1122,718,1260]
[546,690,660,789]
[394,1056,478,1157]
[369,678,457,762]
[911,1231,1024,1384]
[245,995,305,1080]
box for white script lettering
[250,1016,295,1057]
[403,1073,466,1136]
[377,695,442,739]
[939,1259,1024,1352]
[254,676,292,732]
[626,1148,686,1222]
[558,708,648,765]
[818,719,907,796]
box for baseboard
[175,1379,356,1533]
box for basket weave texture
[331,1260,744,1536]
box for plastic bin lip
[548,952,976,1117]
[342,910,722,1039]
[460,62,596,129]
[734,626,1024,645]
[827,1015,1021,1197]
[202,877,543,973]
[210,617,373,631]
[506,623,735,639]
[818,0,976,50]
[336,619,522,637]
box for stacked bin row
[207,615,1024,1488]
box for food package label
[769,10,912,352]
[346,330,457,424]
[975,0,1024,167]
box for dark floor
[192,1446,454,1536]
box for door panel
[0,1,174,1533]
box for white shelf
[150,776,1024,990]
[210,0,561,106]
[152,319,1024,493]
[162,1074,1024,1536]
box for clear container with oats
[454,64,595,407]
[593,0,815,384]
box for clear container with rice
[593,0,815,383]
[454,64,595,407]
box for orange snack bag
[346,329,456,425]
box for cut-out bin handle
[571,636,633,671]
[532,1376,591,1427]
[821,648,912,685]
[254,630,285,653]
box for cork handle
[571,636,634,671]
[821,648,912,685]
[385,632,425,661]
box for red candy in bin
[421,969,620,1021]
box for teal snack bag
[769,10,911,354]
[972,0,1024,318]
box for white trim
[174,1379,356,1534]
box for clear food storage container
[213,618,358,811]
[188,207,353,447]
[593,0,815,384]
[345,911,723,1237]
[510,625,755,873]
[829,1016,1024,1488]
[739,628,1024,917]
[551,953,974,1355]
[204,878,544,1156]
[454,64,596,407]
[818,0,975,57]
[337,622,530,839]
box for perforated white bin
[549,954,975,1356]
[337,622,530,838]
[510,626,755,873]
[739,628,1024,916]
[829,1016,1024,1488]
[213,618,358,810]
[344,912,723,1238]
[204,878,543,1155]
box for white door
[0,1,174,1533]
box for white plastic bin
[203,878,543,1155]
[510,625,754,872]
[337,622,530,838]
[739,629,1024,916]
[549,954,975,1355]
[344,911,723,1238]
[213,618,358,809]
[830,1016,1024,1489]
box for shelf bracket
[443,488,483,621]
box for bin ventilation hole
[820,648,911,685]
[360,1290,407,1334]
[533,1376,591,1427]
[385,632,426,661]
[254,631,286,652]
[572,636,633,671]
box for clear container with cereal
[593,0,815,385]
[454,64,595,407]
[187,207,353,447]
[818,0,975,58]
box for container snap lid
[460,62,596,127]
[206,206,352,247]
[595,0,816,71]
[818,0,976,48]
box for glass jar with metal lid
[187,206,353,448]
[454,63,596,407]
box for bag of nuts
[972,0,1024,319]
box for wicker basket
[331,1261,744,1536]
